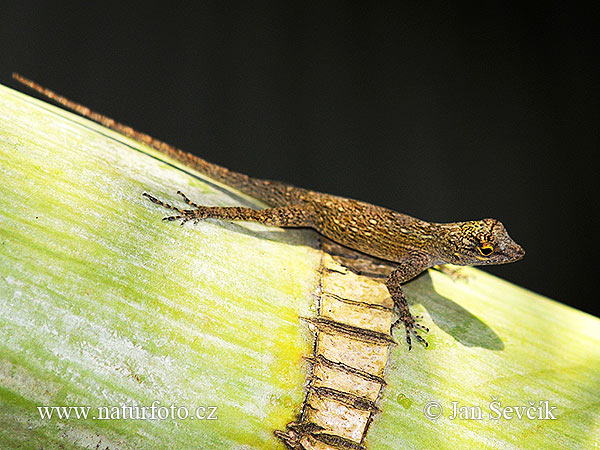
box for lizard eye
[478,243,494,256]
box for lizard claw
[392,314,429,350]
[145,192,208,225]
[162,215,185,222]
[163,213,199,225]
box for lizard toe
[163,215,184,222]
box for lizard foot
[143,192,208,225]
[392,313,429,351]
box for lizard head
[442,218,525,266]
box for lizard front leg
[143,191,315,227]
[386,252,432,350]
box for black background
[2,4,597,315]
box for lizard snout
[515,244,525,260]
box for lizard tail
[12,73,287,204]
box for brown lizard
[13,74,525,350]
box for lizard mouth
[512,244,526,261]
[499,243,525,263]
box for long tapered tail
[12,73,287,204]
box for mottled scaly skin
[15,74,525,349]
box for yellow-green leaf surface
[0,84,322,449]
[1,83,599,450]
[368,269,600,450]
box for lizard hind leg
[142,192,204,225]
[143,191,315,228]
[174,191,207,224]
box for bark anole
[14,74,525,350]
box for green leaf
[1,82,598,450]
[0,83,321,449]
[368,268,600,450]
